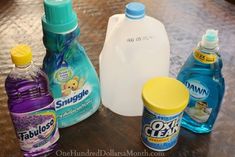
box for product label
[141,107,182,151]
[126,35,155,43]
[52,66,100,127]
[185,79,209,100]
[185,101,212,123]
[194,49,217,64]
[11,101,59,152]
[53,66,92,113]
[55,84,91,110]
[54,67,73,83]
[184,79,214,123]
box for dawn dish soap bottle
[177,29,225,133]
[42,0,100,128]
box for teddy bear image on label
[61,76,85,96]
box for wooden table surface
[0,0,235,157]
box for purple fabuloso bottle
[5,45,59,157]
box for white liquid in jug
[100,2,170,116]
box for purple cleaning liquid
[5,63,59,157]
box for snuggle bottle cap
[201,29,219,49]
[42,0,78,33]
[11,45,32,66]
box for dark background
[0,0,235,157]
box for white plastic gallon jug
[99,2,170,116]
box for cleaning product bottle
[42,0,100,128]
[177,29,225,133]
[5,45,59,157]
[99,2,170,116]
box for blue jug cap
[125,2,145,19]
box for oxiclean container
[141,77,189,151]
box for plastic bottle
[5,45,59,157]
[42,0,100,128]
[177,29,225,133]
[99,2,170,116]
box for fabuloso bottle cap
[42,0,78,33]
[201,29,219,49]
[11,45,32,66]
[125,2,145,19]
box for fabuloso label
[11,102,59,152]
[141,107,182,151]
[194,49,217,64]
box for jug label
[10,101,59,152]
[126,35,155,43]
[194,49,217,64]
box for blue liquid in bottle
[42,0,100,128]
[177,29,225,133]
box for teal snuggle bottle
[177,29,225,133]
[42,0,101,128]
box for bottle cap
[142,77,189,115]
[201,29,219,49]
[11,45,32,66]
[125,2,145,19]
[42,0,78,33]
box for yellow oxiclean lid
[11,45,32,66]
[142,77,190,115]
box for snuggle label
[55,84,91,110]
[10,101,59,152]
[53,66,93,115]
[54,67,73,83]
[141,107,182,151]
[52,66,99,128]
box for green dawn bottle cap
[201,29,219,49]
[42,0,78,33]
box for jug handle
[105,14,121,40]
